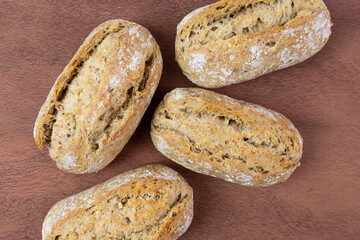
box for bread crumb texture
[151,88,303,186]
[176,0,332,87]
[43,165,193,240]
[34,20,162,173]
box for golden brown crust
[151,88,303,186]
[42,164,193,240]
[34,19,163,173]
[175,0,332,88]
[34,20,121,150]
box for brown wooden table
[1,1,359,239]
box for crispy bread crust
[42,165,193,240]
[175,0,332,88]
[151,88,303,186]
[34,20,163,173]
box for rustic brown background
[0,0,359,239]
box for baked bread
[175,0,332,88]
[42,164,193,240]
[151,88,303,186]
[34,19,163,173]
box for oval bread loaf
[151,88,303,186]
[42,164,193,240]
[175,0,332,88]
[34,19,163,173]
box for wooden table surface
[1,0,359,239]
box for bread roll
[34,19,163,173]
[42,165,193,240]
[151,88,303,186]
[175,0,332,88]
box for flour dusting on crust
[167,88,190,102]
[57,152,78,170]
[186,52,208,73]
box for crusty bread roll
[42,165,193,240]
[151,88,303,186]
[34,20,163,173]
[175,0,332,88]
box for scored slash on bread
[175,0,332,88]
[42,165,193,240]
[34,19,163,174]
[151,88,303,186]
